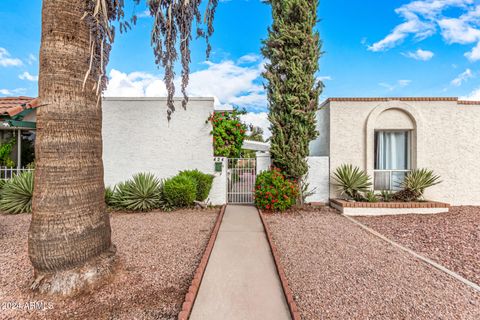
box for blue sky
[1,0,480,132]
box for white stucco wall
[309,105,330,156]
[305,156,330,203]
[102,97,225,205]
[256,151,271,174]
[321,99,480,205]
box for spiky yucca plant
[395,168,441,201]
[111,173,162,211]
[332,164,372,200]
[104,186,114,207]
[0,171,34,214]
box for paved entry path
[190,205,291,320]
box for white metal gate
[227,158,256,204]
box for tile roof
[323,97,480,105]
[0,96,39,117]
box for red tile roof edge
[0,96,39,117]
[323,97,480,105]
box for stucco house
[2,95,480,207]
[308,97,480,206]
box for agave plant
[0,171,34,214]
[398,168,441,201]
[104,186,114,207]
[364,190,379,203]
[332,164,372,200]
[111,173,162,212]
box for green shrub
[178,169,214,201]
[332,164,372,200]
[105,186,114,207]
[0,171,33,214]
[254,168,299,211]
[364,190,378,203]
[380,190,394,202]
[161,175,197,210]
[394,169,441,201]
[110,173,162,211]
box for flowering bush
[207,108,247,158]
[254,168,299,211]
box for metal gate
[227,158,256,204]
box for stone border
[178,205,226,320]
[258,209,301,320]
[331,199,450,216]
[344,215,480,293]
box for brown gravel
[264,207,480,320]
[0,208,218,320]
[356,206,480,285]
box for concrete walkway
[190,205,291,320]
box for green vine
[0,138,16,167]
[207,108,247,158]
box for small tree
[262,0,323,182]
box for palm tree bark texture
[28,0,116,295]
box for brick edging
[331,198,450,208]
[178,205,226,320]
[258,208,301,320]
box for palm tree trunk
[28,0,115,295]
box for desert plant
[110,173,162,211]
[0,171,34,214]
[364,190,379,203]
[161,175,197,210]
[178,169,214,202]
[104,186,114,207]
[254,168,299,211]
[332,164,372,200]
[380,190,394,202]
[395,169,441,201]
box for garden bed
[331,198,449,216]
[356,206,480,285]
[0,208,218,320]
[263,207,480,320]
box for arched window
[373,108,415,190]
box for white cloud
[105,56,267,111]
[461,87,480,100]
[18,71,38,81]
[240,112,271,139]
[368,0,480,60]
[237,54,261,64]
[137,9,150,18]
[0,88,27,95]
[402,48,434,60]
[27,54,37,65]
[318,75,332,81]
[379,79,412,91]
[0,47,23,67]
[451,68,473,86]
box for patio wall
[305,156,330,204]
[102,97,226,205]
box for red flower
[266,205,270,209]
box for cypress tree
[262,0,323,180]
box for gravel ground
[356,206,480,285]
[0,209,218,320]
[264,207,480,320]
